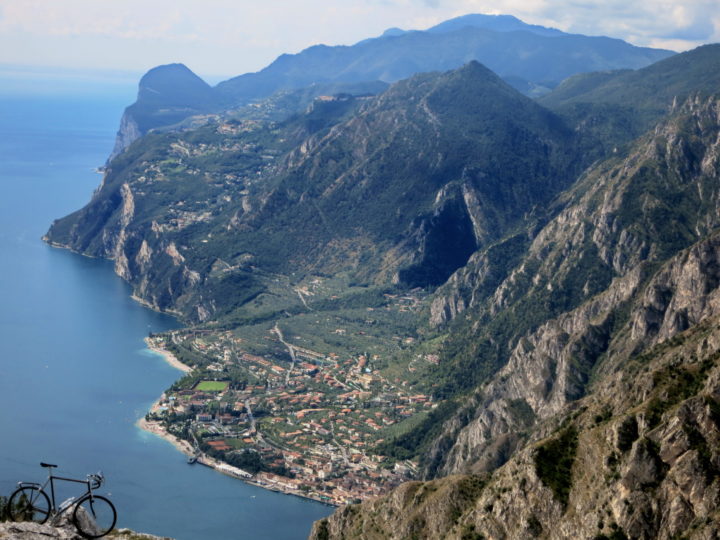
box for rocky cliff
[0,520,171,540]
[311,302,720,539]
[421,96,720,479]
[308,57,720,537]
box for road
[273,323,297,386]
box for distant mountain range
[109,13,674,158]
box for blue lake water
[0,87,332,539]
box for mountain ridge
[303,90,720,538]
[109,13,674,157]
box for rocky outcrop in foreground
[0,519,171,540]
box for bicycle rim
[8,486,51,524]
[73,495,117,538]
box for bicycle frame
[10,463,116,539]
[18,469,99,516]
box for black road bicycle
[8,462,117,538]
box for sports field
[195,380,230,392]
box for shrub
[534,426,579,508]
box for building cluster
[148,328,433,504]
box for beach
[144,338,192,373]
[138,338,194,454]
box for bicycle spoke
[73,495,116,538]
[8,486,51,524]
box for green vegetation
[375,399,460,461]
[195,381,230,392]
[534,426,578,508]
[449,475,487,524]
[645,357,715,428]
[314,519,330,540]
[616,416,638,453]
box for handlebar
[88,472,104,489]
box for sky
[0,0,719,83]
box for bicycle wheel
[72,494,117,538]
[8,485,51,524]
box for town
[143,290,437,505]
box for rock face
[420,96,720,477]
[0,518,171,540]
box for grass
[195,381,230,392]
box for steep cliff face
[311,311,720,539]
[109,63,219,158]
[308,91,720,538]
[422,97,720,478]
[109,112,142,162]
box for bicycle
[8,462,117,538]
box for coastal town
[140,290,437,505]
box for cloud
[0,0,717,75]
[663,13,715,40]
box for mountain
[215,26,672,104]
[426,13,565,36]
[110,14,674,156]
[45,61,575,320]
[538,43,720,154]
[307,49,720,538]
[109,63,219,160]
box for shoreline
[144,338,192,373]
[138,340,338,507]
[136,412,337,507]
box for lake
[0,80,332,539]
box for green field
[195,380,230,392]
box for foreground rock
[0,520,171,540]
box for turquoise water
[0,89,332,538]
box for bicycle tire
[72,494,117,539]
[8,485,51,524]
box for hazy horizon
[1,2,718,82]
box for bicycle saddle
[40,462,57,468]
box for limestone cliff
[423,96,720,478]
[308,89,720,540]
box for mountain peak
[137,63,212,105]
[381,27,406,38]
[427,13,565,37]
